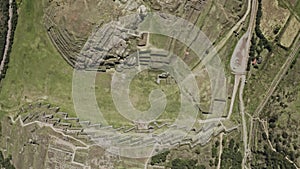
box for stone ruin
[15,102,238,159]
[44,0,209,72]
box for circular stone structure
[72,12,227,158]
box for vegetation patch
[295,0,300,16]
[149,34,171,50]
[220,138,242,168]
[201,0,245,44]
[0,0,9,60]
[0,0,18,80]
[95,70,182,127]
[0,0,74,117]
[251,141,296,168]
[170,158,203,169]
[260,0,290,41]
[247,0,275,70]
[150,150,170,166]
[95,72,130,127]
[152,136,224,169]
[261,53,300,167]
[0,152,15,169]
[129,70,180,115]
[245,45,288,113]
[280,16,300,48]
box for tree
[269,122,276,129]
[209,160,213,167]
[198,165,206,169]
[229,139,235,150]
[282,131,288,139]
[0,152,15,169]
[273,26,281,35]
[212,147,217,158]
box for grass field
[201,4,224,44]
[45,0,118,42]
[201,0,246,44]
[244,45,288,114]
[129,70,180,120]
[288,0,297,6]
[95,70,181,127]
[194,0,214,29]
[149,34,201,69]
[261,0,290,41]
[95,72,130,127]
[0,0,74,116]
[149,34,171,50]
[295,0,300,16]
[280,16,300,47]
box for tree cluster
[171,158,205,169]
[0,0,9,60]
[251,145,296,169]
[220,139,243,169]
[150,150,170,165]
[0,0,18,80]
[255,0,272,52]
[0,152,15,169]
[247,0,273,71]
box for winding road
[228,0,257,168]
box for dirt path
[226,1,257,168]
[0,0,13,76]
[198,117,226,124]
[239,75,250,169]
[228,0,257,115]
[217,132,224,169]
[238,0,258,166]
[227,75,241,119]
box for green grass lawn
[0,0,74,116]
[295,0,300,16]
[129,70,180,120]
[244,46,288,115]
[149,34,170,50]
[95,70,181,127]
[95,72,130,127]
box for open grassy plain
[260,0,290,41]
[244,45,288,113]
[95,70,182,127]
[0,0,74,116]
[201,0,247,44]
[295,0,300,16]
[280,16,300,47]
[95,72,130,127]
